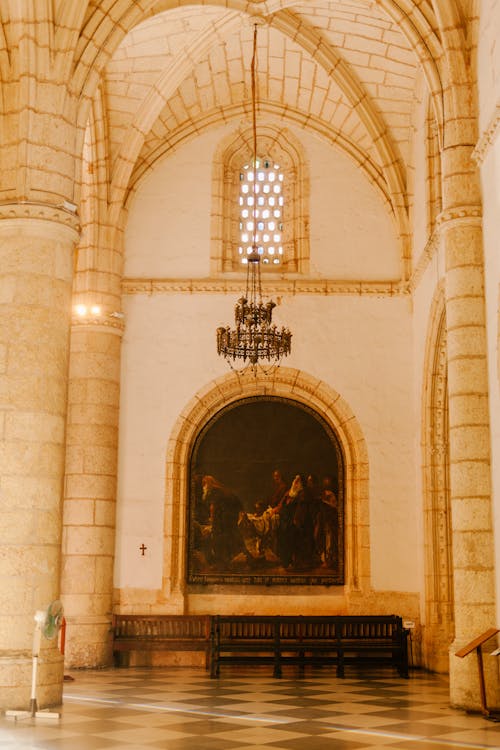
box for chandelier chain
[216,22,292,369]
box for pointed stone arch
[421,283,454,672]
[161,367,370,608]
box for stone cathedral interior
[3,0,500,743]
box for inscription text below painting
[187,397,344,586]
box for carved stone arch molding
[162,367,370,611]
[421,283,453,672]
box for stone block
[68,403,119,426]
[5,411,65,443]
[34,507,63,544]
[64,473,116,501]
[448,424,490,461]
[95,557,114,594]
[453,568,496,605]
[445,297,485,328]
[63,499,95,525]
[94,499,116,527]
[0,343,7,373]
[63,525,115,556]
[447,357,489,394]
[0,509,35,544]
[449,460,491,497]
[75,378,120,406]
[0,651,63,711]
[1,475,61,510]
[66,423,118,448]
[454,529,495,570]
[446,266,485,298]
[61,555,96,595]
[448,393,489,427]
[83,444,118,475]
[446,327,487,360]
[451,497,492,531]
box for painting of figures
[187,397,344,585]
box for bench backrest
[216,616,278,640]
[279,616,338,640]
[337,615,404,641]
[113,614,211,639]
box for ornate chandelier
[217,23,292,369]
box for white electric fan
[6,600,64,720]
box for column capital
[0,201,80,241]
[437,205,482,231]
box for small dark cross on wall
[139,544,147,556]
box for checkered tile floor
[2,667,500,749]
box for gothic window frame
[211,123,310,275]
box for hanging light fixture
[217,23,292,369]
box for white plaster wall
[125,128,227,278]
[115,289,417,593]
[116,122,418,595]
[283,294,417,592]
[299,130,400,280]
[125,123,401,281]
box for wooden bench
[112,614,212,669]
[211,614,408,678]
[336,615,409,678]
[277,616,341,675]
[210,615,281,677]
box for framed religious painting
[186,396,344,586]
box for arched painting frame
[187,396,344,585]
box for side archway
[162,367,370,607]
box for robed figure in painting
[200,475,244,567]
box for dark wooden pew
[112,614,212,669]
[210,614,408,678]
[210,615,281,677]
[336,615,409,678]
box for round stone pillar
[438,194,499,708]
[0,204,79,710]
[60,315,123,667]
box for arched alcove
[162,367,370,610]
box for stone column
[439,144,499,708]
[60,312,123,667]
[0,204,79,710]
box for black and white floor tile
[2,667,500,749]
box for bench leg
[336,650,344,678]
[397,659,409,678]
[113,651,125,668]
[210,656,219,678]
[273,649,282,678]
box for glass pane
[237,158,286,266]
